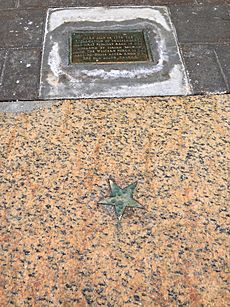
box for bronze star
[99,179,144,220]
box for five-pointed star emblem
[99,179,144,220]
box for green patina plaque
[70,30,152,64]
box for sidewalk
[0,1,229,306]
[0,1,230,101]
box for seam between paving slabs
[39,7,50,98]
[0,50,8,86]
[168,7,193,93]
[214,49,229,91]
[15,0,19,8]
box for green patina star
[99,179,144,220]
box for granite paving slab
[0,0,17,9]
[0,9,45,48]
[181,44,228,93]
[0,48,41,100]
[170,4,230,44]
[0,94,229,306]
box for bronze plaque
[70,31,152,64]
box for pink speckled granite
[0,95,229,306]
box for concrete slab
[39,6,191,99]
[0,100,57,113]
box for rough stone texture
[0,94,229,305]
[170,5,230,43]
[181,44,228,94]
[0,9,45,48]
[1,48,41,100]
[215,43,230,90]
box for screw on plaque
[99,179,144,220]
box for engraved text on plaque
[70,31,151,64]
